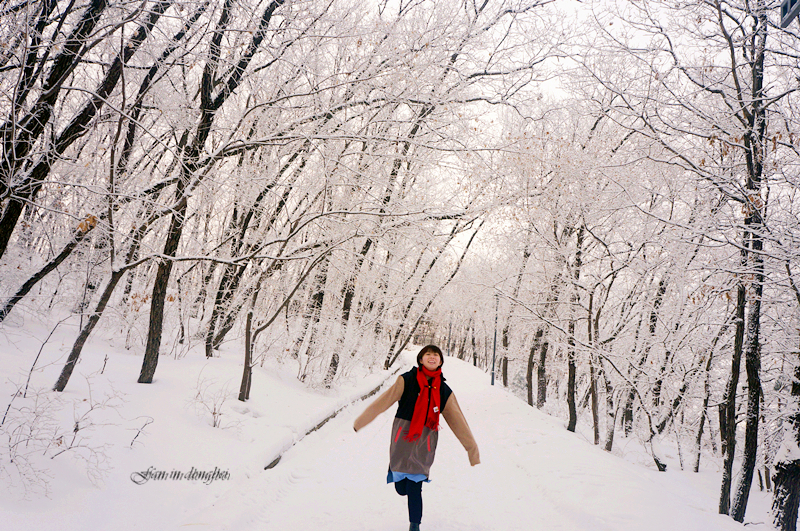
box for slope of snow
[0,319,393,529]
[182,355,769,531]
[0,321,773,530]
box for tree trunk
[693,367,711,473]
[325,238,373,386]
[720,282,746,514]
[527,330,543,406]
[297,258,329,378]
[773,458,800,531]
[588,291,599,445]
[206,263,246,357]
[54,269,124,391]
[601,361,616,452]
[622,317,644,437]
[471,324,478,367]
[566,225,583,433]
[590,360,600,445]
[537,340,549,409]
[622,392,634,436]
[623,277,668,435]
[566,319,578,432]
[729,2,768,521]
[54,227,145,391]
[239,311,253,402]
[772,366,800,531]
[730,285,764,522]
[138,193,187,383]
[498,236,532,389]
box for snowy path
[182,357,750,531]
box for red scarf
[405,366,442,442]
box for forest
[1,0,800,527]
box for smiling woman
[419,346,443,372]
[353,345,479,531]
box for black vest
[395,367,452,421]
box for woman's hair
[416,344,443,368]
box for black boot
[409,524,420,531]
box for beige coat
[354,374,480,468]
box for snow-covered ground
[0,319,774,530]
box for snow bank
[0,322,772,530]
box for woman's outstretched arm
[353,376,405,432]
[442,394,480,466]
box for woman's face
[421,350,442,371]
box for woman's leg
[394,478,408,496]
[405,479,423,524]
[393,479,423,523]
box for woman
[353,345,480,531]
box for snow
[774,431,800,466]
[0,320,774,530]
